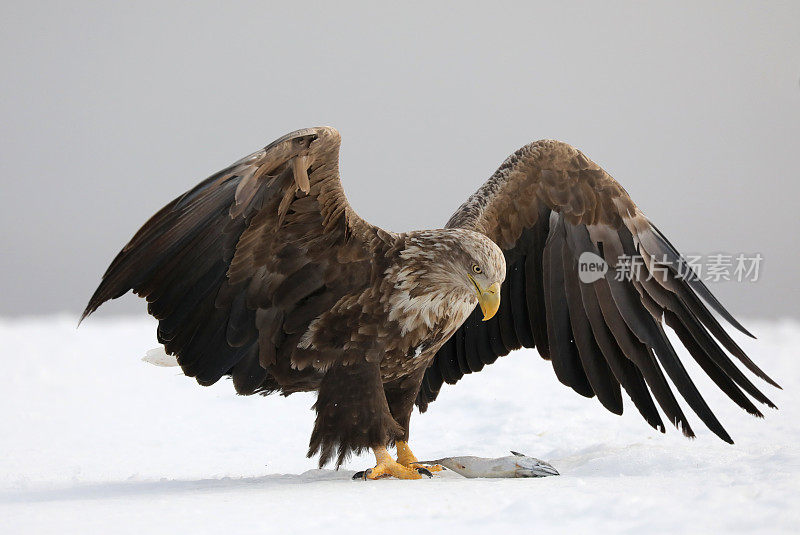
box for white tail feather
[142,347,179,367]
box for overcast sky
[1,2,798,321]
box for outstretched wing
[417,140,779,442]
[82,126,381,393]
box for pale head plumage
[385,228,505,338]
[398,228,505,294]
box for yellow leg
[359,446,426,480]
[396,441,444,472]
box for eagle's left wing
[417,140,779,442]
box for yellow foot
[396,441,444,473]
[353,446,431,480]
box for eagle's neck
[384,262,476,339]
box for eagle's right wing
[82,126,383,393]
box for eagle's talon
[358,446,425,480]
[416,467,433,478]
[410,462,445,472]
[352,470,367,480]
[396,441,443,474]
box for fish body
[423,451,559,478]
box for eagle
[82,126,779,480]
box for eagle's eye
[472,264,482,274]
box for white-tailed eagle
[82,126,778,479]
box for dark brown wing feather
[82,126,381,393]
[417,140,779,442]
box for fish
[418,451,559,478]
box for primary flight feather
[83,126,778,479]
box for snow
[2,315,798,534]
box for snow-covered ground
[1,315,798,534]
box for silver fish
[421,451,559,478]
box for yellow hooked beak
[468,275,501,321]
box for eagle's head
[453,229,505,321]
[398,229,505,322]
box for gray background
[1,2,798,320]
